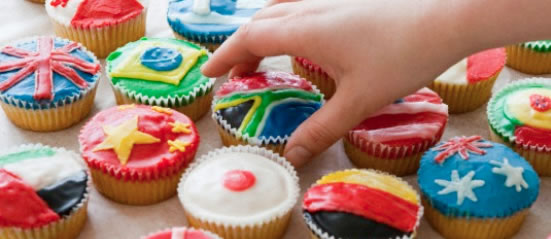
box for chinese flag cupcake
[79,104,199,205]
[429,48,506,113]
[291,57,336,99]
[506,40,551,74]
[344,87,448,176]
[141,227,221,239]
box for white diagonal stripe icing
[172,227,186,239]
[352,123,443,143]
[435,58,468,84]
[369,101,449,118]
[169,11,250,25]
[236,0,266,8]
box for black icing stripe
[36,170,88,217]
[216,100,254,129]
[303,211,410,239]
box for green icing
[0,147,55,167]
[106,37,211,101]
[522,40,551,53]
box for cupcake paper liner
[215,124,286,155]
[291,57,336,99]
[173,32,221,53]
[178,145,299,239]
[506,45,551,75]
[51,10,147,58]
[140,227,222,239]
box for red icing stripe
[71,0,144,28]
[467,48,506,84]
[216,72,314,96]
[303,182,419,233]
[515,126,551,148]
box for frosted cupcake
[303,169,423,239]
[178,146,299,239]
[107,37,214,121]
[79,105,199,205]
[0,144,89,239]
[167,0,266,51]
[488,78,551,176]
[45,0,148,58]
[212,72,323,155]
[291,57,335,99]
[141,227,221,239]
[344,87,448,176]
[506,40,551,74]
[0,36,100,131]
[418,136,539,239]
[429,48,506,113]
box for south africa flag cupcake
[488,78,551,175]
[0,144,89,239]
[506,40,551,74]
[212,72,323,155]
[303,169,423,239]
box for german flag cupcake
[291,57,336,99]
[141,227,221,239]
[506,40,551,74]
[303,169,423,239]
[79,104,199,205]
[418,136,539,239]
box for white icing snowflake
[490,158,529,192]
[435,170,485,205]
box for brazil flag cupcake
[0,36,100,132]
[107,37,214,121]
[506,40,551,74]
[488,78,551,176]
[212,72,323,155]
[0,144,89,239]
[291,57,336,99]
[418,136,539,239]
[303,169,423,239]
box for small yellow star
[167,140,190,153]
[169,121,191,134]
[93,116,160,165]
[117,104,136,110]
[151,106,173,115]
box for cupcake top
[0,36,100,109]
[435,48,506,85]
[79,105,199,179]
[348,87,448,147]
[45,0,148,28]
[213,72,323,143]
[142,227,221,239]
[0,144,88,228]
[294,57,329,77]
[107,37,213,102]
[303,169,422,239]
[488,78,551,150]
[167,0,266,41]
[178,146,299,225]
[418,136,540,218]
[521,40,551,53]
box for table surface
[1,0,550,238]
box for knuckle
[300,118,340,148]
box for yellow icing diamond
[151,106,173,115]
[169,121,191,134]
[168,140,190,153]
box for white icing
[181,152,297,224]
[192,0,211,15]
[2,150,84,190]
[369,101,449,118]
[490,158,529,192]
[434,170,485,205]
[45,0,148,26]
[353,122,443,143]
[172,228,186,239]
[435,58,468,85]
[236,0,267,9]
[169,11,250,25]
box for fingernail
[285,146,312,168]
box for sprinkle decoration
[529,94,551,112]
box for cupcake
[291,57,335,99]
[487,78,551,176]
[418,136,540,239]
[303,169,423,239]
[212,72,323,155]
[79,104,199,205]
[45,0,148,58]
[0,36,100,132]
[506,40,551,74]
[429,48,506,113]
[178,146,299,239]
[141,227,221,239]
[0,144,89,239]
[344,87,448,176]
[106,37,214,121]
[167,0,266,51]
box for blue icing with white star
[418,140,539,218]
[167,0,264,43]
[0,39,99,109]
[259,100,321,139]
[140,47,183,71]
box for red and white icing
[530,94,551,112]
[436,48,506,84]
[144,227,219,239]
[223,170,256,192]
[216,72,314,97]
[432,135,493,164]
[349,87,448,146]
[0,36,99,101]
[45,0,147,28]
[515,126,551,148]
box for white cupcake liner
[303,168,424,239]
[140,227,222,239]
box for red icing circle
[144,228,213,239]
[216,72,314,97]
[467,48,506,83]
[70,0,144,28]
[529,94,551,112]
[223,170,256,191]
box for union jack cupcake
[344,87,448,175]
[291,57,335,99]
[506,40,551,74]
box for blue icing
[167,0,262,42]
[0,39,99,109]
[418,140,540,218]
[259,100,321,138]
[140,47,183,71]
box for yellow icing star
[168,140,190,153]
[117,104,136,110]
[169,121,191,134]
[93,116,161,165]
[151,106,173,115]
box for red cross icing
[433,135,493,164]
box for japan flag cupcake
[141,227,221,239]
